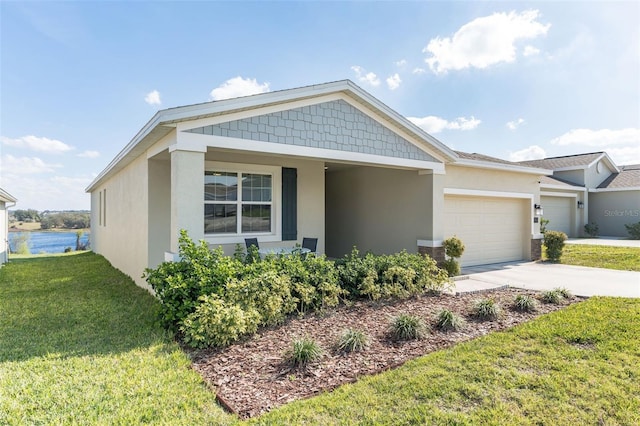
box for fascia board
[0,188,17,203]
[586,152,620,173]
[589,187,640,192]
[541,184,587,191]
[454,159,553,175]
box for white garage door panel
[444,196,527,267]
[541,196,572,236]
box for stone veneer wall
[530,238,542,260]
[418,245,445,265]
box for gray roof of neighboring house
[540,175,584,188]
[597,165,640,189]
[454,151,521,166]
[517,152,604,169]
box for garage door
[541,196,572,236]
[444,196,527,266]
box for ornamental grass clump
[285,337,322,368]
[541,290,563,304]
[389,314,429,341]
[513,294,538,312]
[472,298,501,321]
[336,328,369,353]
[435,309,465,332]
[555,287,572,299]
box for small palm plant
[336,328,369,353]
[435,309,465,332]
[389,314,429,340]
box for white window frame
[204,161,282,245]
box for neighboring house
[519,152,640,237]
[86,80,550,290]
[0,188,17,266]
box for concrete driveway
[456,261,640,298]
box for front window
[205,170,273,234]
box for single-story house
[86,80,551,290]
[519,152,640,237]
[0,187,17,266]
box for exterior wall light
[534,204,544,216]
[577,201,584,209]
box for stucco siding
[91,154,150,289]
[326,166,430,257]
[445,165,540,196]
[585,160,615,188]
[554,169,584,186]
[589,190,640,237]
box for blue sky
[1,1,638,211]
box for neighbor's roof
[518,152,619,173]
[454,151,552,175]
[597,164,640,189]
[0,187,17,203]
[540,175,585,189]
[86,80,460,192]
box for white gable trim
[454,159,551,176]
[589,187,640,192]
[181,132,446,173]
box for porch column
[418,171,446,264]
[169,147,205,253]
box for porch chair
[245,238,259,250]
[301,237,318,253]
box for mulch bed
[188,287,582,419]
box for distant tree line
[10,209,90,230]
[40,212,90,229]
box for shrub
[584,222,599,238]
[541,290,563,304]
[472,298,501,320]
[540,218,550,234]
[435,309,465,332]
[180,295,261,348]
[441,258,460,277]
[513,294,538,312]
[554,287,572,299]
[389,314,429,340]
[544,230,567,262]
[336,329,369,353]
[285,337,322,367]
[625,221,640,239]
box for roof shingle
[517,152,604,169]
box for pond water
[8,231,91,254]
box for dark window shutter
[282,167,297,241]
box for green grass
[0,252,233,425]
[544,244,640,271]
[252,297,640,425]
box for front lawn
[0,252,232,425]
[253,296,640,425]
[545,244,640,271]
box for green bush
[513,294,538,312]
[389,314,429,340]
[336,329,369,353]
[180,294,260,348]
[441,258,460,277]
[544,230,567,262]
[541,290,563,304]
[143,230,242,330]
[472,298,501,320]
[625,222,640,239]
[540,218,550,234]
[584,222,599,237]
[435,309,465,332]
[285,337,322,367]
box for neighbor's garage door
[541,196,572,236]
[444,196,527,266]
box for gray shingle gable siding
[185,100,438,162]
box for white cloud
[509,145,547,162]
[412,67,427,74]
[523,45,541,57]
[77,150,100,158]
[0,154,63,175]
[506,118,526,130]
[395,59,407,67]
[386,73,402,90]
[408,115,481,134]
[0,174,91,211]
[1,135,73,153]
[144,90,161,105]
[351,66,381,87]
[209,76,270,101]
[606,146,640,166]
[423,10,550,74]
[550,128,639,147]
